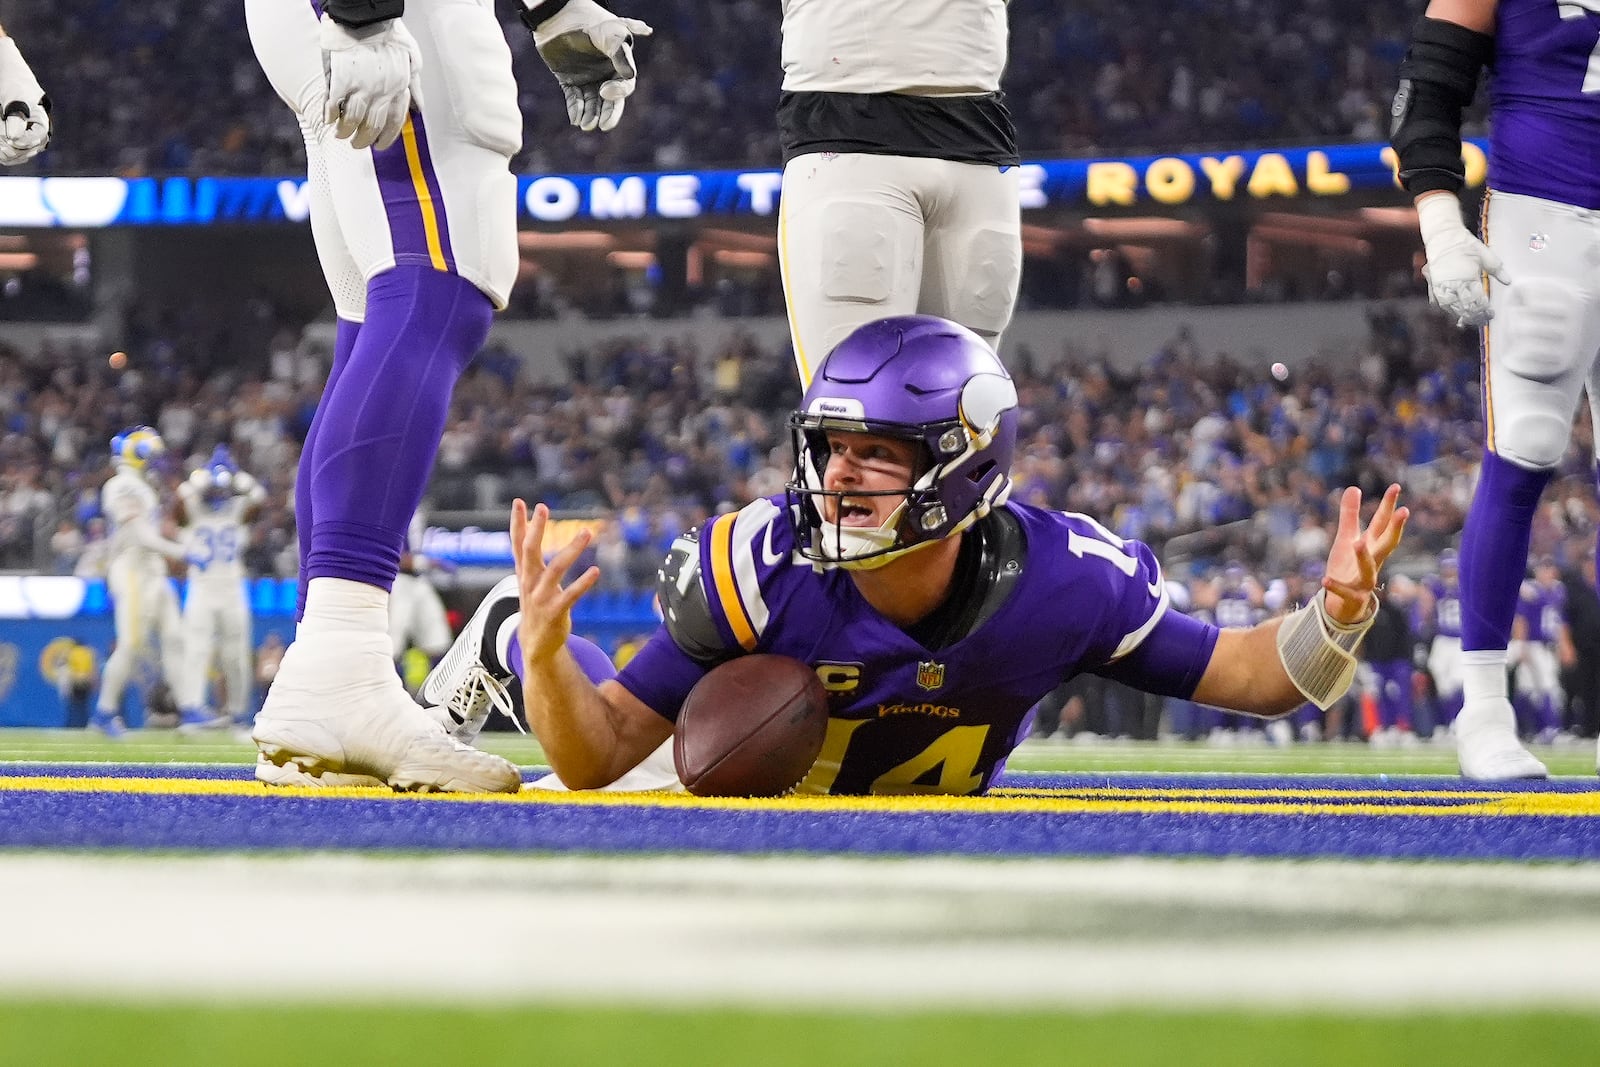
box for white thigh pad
[819,201,903,304]
[1490,281,1591,467]
[426,3,522,158]
[940,225,1021,338]
[1497,281,1590,383]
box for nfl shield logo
[915,660,946,691]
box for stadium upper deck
[4,0,1436,177]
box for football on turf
[673,654,829,797]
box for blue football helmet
[110,426,165,470]
[786,315,1018,569]
[203,444,238,504]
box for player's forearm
[1424,0,1497,35]
[1191,622,1306,717]
[133,521,187,561]
[1392,0,1495,198]
[521,654,642,788]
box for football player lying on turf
[428,315,1409,795]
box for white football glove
[1416,192,1511,328]
[0,37,50,166]
[528,0,652,133]
[319,15,425,151]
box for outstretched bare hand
[509,500,601,668]
[1321,484,1409,625]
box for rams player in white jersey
[777,0,1022,384]
[175,446,267,731]
[93,428,187,736]
[245,0,649,792]
[0,21,50,165]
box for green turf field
[5,728,1598,1050]
[1,1005,1596,1067]
[2,727,1594,776]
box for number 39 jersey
[183,497,251,586]
[1491,0,1600,209]
[618,496,1214,796]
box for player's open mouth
[836,500,876,527]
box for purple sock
[295,317,361,621]
[303,266,492,592]
[1459,451,1552,651]
[507,633,617,685]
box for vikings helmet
[110,426,165,470]
[786,315,1018,569]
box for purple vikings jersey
[1517,581,1567,643]
[1489,0,1600,208]
[1212,589,1263,630]
[618,496,1218,795]
[1425,575,1463,639]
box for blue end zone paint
[4,765,1595,792]
[0,790,1597,860]
[995,772,1599,793]
[1,765,1597,860]
[0,763,253,780]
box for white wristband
[1275,589,1377,711]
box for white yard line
[4,854,1599,1009]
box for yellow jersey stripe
[1479,189,1496,451]
[709,514,759,650]
[400,116,449,272]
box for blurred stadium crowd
[10,300,1594,742]
[3,303,1592,580]
[10,0,1436,176]
[2,2,1593,743]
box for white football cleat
[1456,697,1548,781]
[421,575,521,745]
[253,631,522,794]
[253,754,384,789]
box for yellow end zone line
[3,776,1599,817]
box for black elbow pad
[324,0,406,28]
[1390,17,1495,196]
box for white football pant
[98,556,183,716]
[779,152,1022,386]
[245,0,520,319]
[389,571,452,659]
[1481,190,1600,470]
[179,581,254,719]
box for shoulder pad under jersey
[656,526,730,664]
